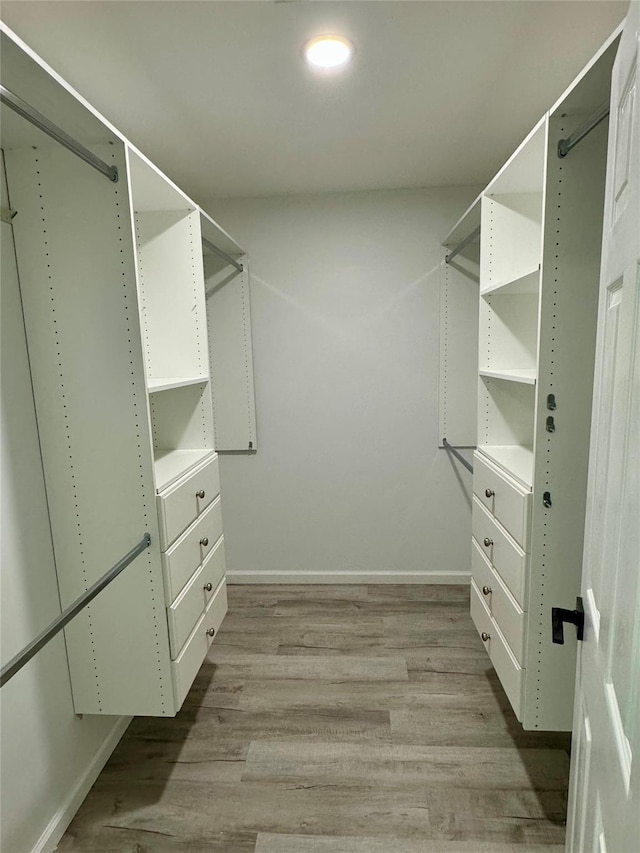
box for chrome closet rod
[0,84,119,183]
[445,225,481,265]
[202,236,243,273]
[0,533,151,688]
[558,102,610,158]
[442,438,475,474]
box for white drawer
[162,496,223,603]
[157,453,220,550]
[171,578,228,710]
[470,580,523,721]
[472,496,529,608]
[473,452,532,550]
[471,539,526,665]
[167,536,226,657]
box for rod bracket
[552,597,585,644]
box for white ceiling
[1,1,628,204]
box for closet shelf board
[479,368,537,385]
[148,376,209,394]
[481,267,540,297]
[477,445,533,491]
[154,448,216,493]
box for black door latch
[552,597,585,644]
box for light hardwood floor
[58,585,570,852]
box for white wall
[0,186,128,853]
[207,186,479,583]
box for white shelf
[481,267,540,297]
[154,448,216,493]
[477,445,533,490]
[148,376,209,394]
[479,368,536,386]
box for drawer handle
[482,585,492,596]
[204,582,213,592]
[200,537,209,547]
[196,490,206,500]
[483,537,493,547]
[206,627,216,638]
[485,488,495,498]
[481,632,490,642]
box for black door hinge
[552,597,585,644]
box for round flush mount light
[304,35,354,69]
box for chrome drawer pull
[483,537,493,547]
[206,627,215,637]
[485,488,495,498]
[481,632,490,642]
[482,585,492,596]
[196,489,206,500]
[200,537,209,547]
[204,582,213,592]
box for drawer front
[473,452,531,550]
[471,540,526,665]
[470,580,523,720]
[472,496,529,608]
[157,454,220,550]
[171,579,228,710]
[162,496,223,603]
[168,536,226,657]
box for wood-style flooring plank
[205,651,409,681]
[255,834,564,853]
[243,741,570,790]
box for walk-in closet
[1,3,638,852]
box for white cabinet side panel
[6,145,173,715]
[206,257,257,451]
[523,111,608,731]
[438,255,478,447]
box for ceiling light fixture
[304,35,354,70]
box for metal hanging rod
[445,226,481,264]
[558,102,610,158]
[0,533,151,688]
[0,85,119,183]
[202,237,243,273]
[442,438,474,474]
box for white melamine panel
[476,445,534,491]
[438,251,479,447]
[478,369,536,385]
[149,381,214,458]
[134,209,208,383]
[486,119,547,196]
[167,536,226,657]
[473,451,532,549]
[171,579,228,708]
[470,580,524,720]
[471,540,526,665]
[156,452,220,550]
[523,98,610,732]
[205,254,257,451]
[5,143,173,715]
[127,147,194,212]
[481,267,540,297]
[162,497,224,603]
[477,377,535,485]
[472,497,529,608]
[479,292,540,373]
[481,193,544,290]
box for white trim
[226,571,470,585]
[32,716,131,853]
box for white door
[566,4,640,852]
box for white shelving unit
[464,33,621,731]
[0,24,246,715]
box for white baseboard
[226,571,470,585]
[33,716,131,853]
